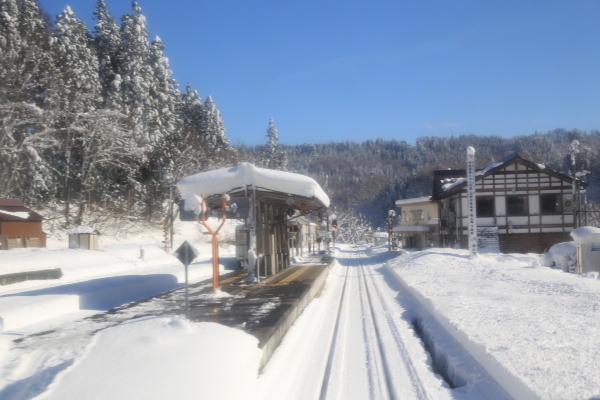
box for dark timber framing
[432,152,587,254]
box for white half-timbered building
[432,152,586,254]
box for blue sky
[38,0,600,146]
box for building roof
[431,152,583,200]
[0,199,43,222]
[395,196,432,206]
[66,226,100,235]
[392,225,431,233]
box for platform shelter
[177,163,330,278]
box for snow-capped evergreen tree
[202,95,229,152]
[93,0,121,108]
[51,6,101,112]
[261,118,287,170]
[0,0,56,203]
[179,83,204,133]
[171,84,236,177]
[147,35,179,158]
[117,1,154,145]
[171,83,205,175]
[50,6,104,223]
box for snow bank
[177,162,330,208]
[38,317,262,400]
[0,295,79,331]
[543,241,577,272]
[570,226,600,244]
[386,248,600,399]
[0,245,178,280]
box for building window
[476,196,495,217]
[540,194,562,214]
[506,195,528,216]
[411,210,424,221]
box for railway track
[318,246,428,400]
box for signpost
[174,240,199,319]
[467,146,478,259]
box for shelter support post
[199,194,228,291]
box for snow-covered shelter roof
[176,163,330,209]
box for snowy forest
[2,1,600,241]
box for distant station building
[0,199,46,250]
[177,163,330,277]
[393,196,440,249]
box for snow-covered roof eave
[392,225,431,233]
[176,163,330,209]
[66,226,100,235]
[437,152,579,196]
[0,210,30,219]
[395,196,432,206]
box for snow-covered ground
[0,219,239,332]
[2,236,600,399]
[384,246,600,399]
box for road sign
[174,240,199,320]
[174,240,199,266]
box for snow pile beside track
[385,248,600,399]
[35,317,262,400]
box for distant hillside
[239,129,600,228]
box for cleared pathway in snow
[321,249,390,399]
[260,245,511,400]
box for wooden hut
[67,226,101,250]
[0,199,46,250]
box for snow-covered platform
[70,255,334,369]
[188,255,334,368]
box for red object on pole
[199,193,228,291]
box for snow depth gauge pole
[467,146,478,258]
[199,193,228,291]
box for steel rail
[319,245,395,400]
[354,249,395,400]
[356,250,430,400]
[318,253,351,400]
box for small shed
[67,226,100,250]
[0,199,46,250]
[373,231,389,246]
